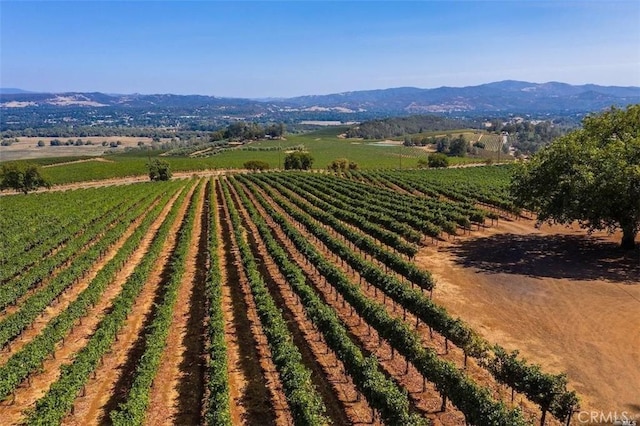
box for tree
[266,123,286,138]
[147,159,172,181]
[449,135,468,157]
[511,105,640,249]
[284,152,313,170]
[427,153,449,168]
[435,137,450,154]
[0,163,51,194]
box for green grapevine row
[238,177,528,426]
[1,188,107,262]
[221,179,329,426]
[0,195,129,284]
[0,181,183,401]
[110,180,202,425]
[203,178,232,426]
[0,185,162,311]
[230,177,427,426]
[273,174,424,244]
[289,173,446,238]
[0,185,171,349]
[264,174,418,257]
[245,176,482,355]
[244,175,434,291]
[26,180,194,425]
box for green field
[4,127,496,185]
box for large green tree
[0,163,51,194]
[511,105,640,249]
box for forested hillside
[344,115,471,139]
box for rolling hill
[1,81,638,122]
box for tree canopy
[284,152,313,170]
[0,163,51,194]
[344,115,468,139]
[511,105,640,249]
[147,159,172,181]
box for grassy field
[5,127,493,185]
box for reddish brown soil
[242,179,469,425]
[0,199,160,362]
[254,179,557,423]
[145,182,207,425]
[218,182,292,426]
[61,182,195,426]
[216,190,248,426]
[416,218,640,414]
[0,187,186,425]
[228,180,379,426]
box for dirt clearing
[416,218,640,413]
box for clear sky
[1,1,639,97]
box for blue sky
[1,1,639,97]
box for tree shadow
[447,234,640,283]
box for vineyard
[0,168,589,425]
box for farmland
[1,128,489,185]
[0,137,158,162]
[2,164,637,426]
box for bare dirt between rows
[217,183,286,426]
[0,187,184,425]
[145,181,207,425]
[228,179,376,426]
[417,218,640,415]
[243,179,468,425]
[0,198,160,361]
[216,189,248,426]
[61,182,194,426]
[261,180,553,422]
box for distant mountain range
[2,80,639,117]
[281,81,640,114]
[0,88,34,95]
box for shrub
[244,160,270,171]
[427,153,449,168]
[284,152,313,170]
[147,159,172,181]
